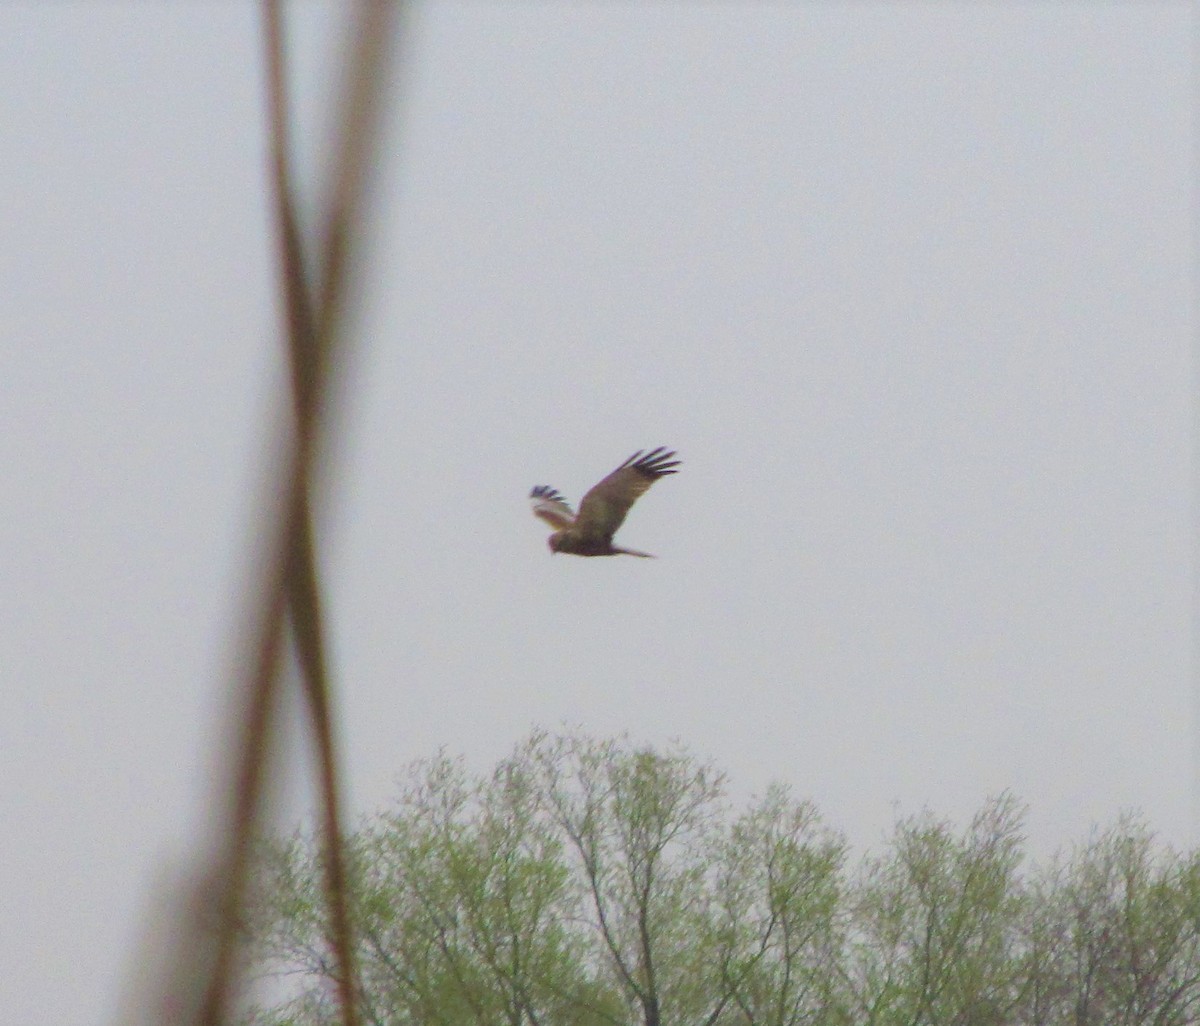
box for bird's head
[548,533,563,555]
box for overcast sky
[1,3,1195,1024]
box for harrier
[530,447,681,557]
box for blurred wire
[112,3,402,1025]
[261,1,402,1023]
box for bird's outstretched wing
[574,447,681,542]
[529,485,576,530]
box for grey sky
[1,4,1194,1024]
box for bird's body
[530,447,681,558]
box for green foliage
[1023,815,1200,1026]
[844,794,1028,1025]
[242,733,1200,1026]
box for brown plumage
[530,447,681,557]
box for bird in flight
[530,447,681,557]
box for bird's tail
[613,546,655,558]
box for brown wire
[177,4,402,1024]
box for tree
[710,785,848,1026]
[245,749,611,1026]
[1023,815,1200,1026]
[528,732,729,1026]
[840,794,1031,1026]
[242,733,1200,1026]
